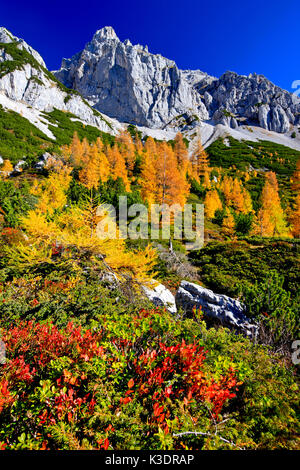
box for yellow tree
[231,178,245,212]
[79,143,110,189]
[291,158,300,193]
[117,130,136,175]
[0,159,13,178]
[289,159,300,238]
[67,132,84,167]
[221,175,233,206]
[106,144,130,191]
[256,172,289,237]
[221,176,252,213]
[144,136,157,158]
[31,162,72,215]
[204,190,223,219]
[222,207,235,236]
[203,171,211,189]
[140,150,158,205]
[290,193,300,238]
[267,171,279,191]
[155,142,189,206]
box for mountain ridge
[1,25,300,158]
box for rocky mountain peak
[0,27,14,43]
[53,27,209,127]
[92,26,119,42]
[53,26,300,134]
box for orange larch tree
[190,138,210,182]
[154,142,190,206]
[140,150,158,205]
[106,144,130,192]
[117,130,136,175]
[222,207,236,236]
[174,132,189,176]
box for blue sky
[1,0,299,91]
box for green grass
[206,137,300,176]
[44,109,115,147]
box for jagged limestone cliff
[54,26,300,134]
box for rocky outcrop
[176,281,257,336]
[54,27,300,134]
[142,282,177,314]
[0,27,119,135]
[200,71,299,133]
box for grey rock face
[175,281,257,336]
[54,27,209,128]
[54,28,300,134]
[202,71,299,133]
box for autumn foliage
[0,312,241,450]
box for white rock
[14,160,26,172]
[142,281,177,314]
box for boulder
[176,280,257,336]
[142,282,177,314]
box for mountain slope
[0,27,122,138]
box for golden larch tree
[256,172,290,237]
[140,150,158,205]
[204,190,223,219]
[222,207,235,236]
[117,130,136,175]
[106,144,130,192]
[290,193,300,238]
[155,142,190,206]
